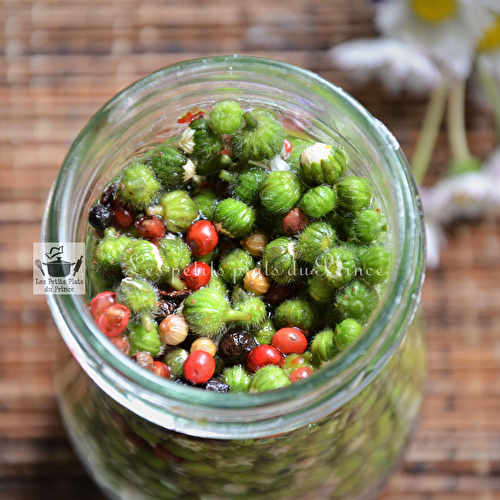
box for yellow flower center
[478,15,500,52]
[411,0,457,23]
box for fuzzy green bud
[209,100,244,134]
[248,366,291,393]
[300,185,336,219]
[120,239,163,281]
[254,319,277,345]
[92,228,131,273]
[274,299,316,334]
[222,365,252,393]
[335,279,379,323]
[158,236,192,290]
[260,171,301,214]
[314,247,357,289]
[307,275,336,303]
[336,176,372,214]
[193,189,218,221]
[117,163,160,209]
[117,277,158,315]
[334,319,364,350]
[297,222,336,264]
[144,144,193,189]
[310,329,338,367]
[262,237,301,284]
[282,352,314,376]
[359,246,391,285]
[213,198,256,239]
[286,139,315,174]
[300,143,348,186]
[164,348,189,378]
[219,249,254,284]
[128,321,162,357]
[219,166,267,205]
[148,190,198,234]
[353,209,386,243]
[205,272,229,296]
[233,296,267,331]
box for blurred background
[1,0,500,499]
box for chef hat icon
[45,245,64,261]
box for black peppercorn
[88,204,114,230]
[218,331,256,365]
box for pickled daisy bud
[336,176,372,214]
[190,337,217,357]
[205,272,229,296]
[300,143,348,186]
[248,365,291,393]
[158,236,191,290]
[230,108,285,162]
[128,321,162,357]
[119,240,163,281]
[193,189,218,221]
[159,314,189,346]
[165,348,189,377]
[233,295,267,331]
[219,249,254,285]
[240,230,270,257]
[243,268,271,295]
[359,246,391,285]
[310,329,338,367]
[353,208,386,243]
[209,100,243,134]
[254,319,277,345]
[307,275,336,303]
[313,247,357,289]
[335,279,379,323]
[117,163,160,209]
[262,237,300,284]
[222,365,252,393]
[182,288,252,337]
[334,319,364,350]
[219,167,266,205]
[144,144,193,189]
[260,171,301,215]
[148,190,198,233]
[287,139,315,173]
[92,228,130,273]
[117,277,158,315]
[300,185,336,219]
[184,118,223,175]
[297,222,336,264]
[274,299,316,334]
[213,198,256,239]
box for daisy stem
[477,57,500,142]
[447,79,471,164]
[411,82,448,185]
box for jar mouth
[42,55,425,435]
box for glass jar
[42,55,426,500]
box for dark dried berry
[135,215,167,239]
[210,176,231,198]
[154,299,176,322]
[218,331,256,365]
[89,204,114,230]
[203,377,230,393]
[265,283,300,305]
[112,200,134,230]
[100,183,117,206]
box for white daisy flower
[179,127,195,154]
[374,0,499,80]
[329,38,442,94]
[182,158,197,182]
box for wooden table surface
[1,1,500,499]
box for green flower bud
[205,271,229,296]
[209,100,243,134]
[353,209,387,244]
[254,319,277,345]
[262,237,301,284]
[117,163,160,209]
[313,247,357,289]
[282,352,314,376]
[120,240,163,280]
[335,279,379,323]
[148,190,198,233]
[286,139,315,174]
[336,176,372,214]
[260,171,301,214]
[181,118,222,175]
[213,198,256,238]
[334,318,364,350]
[274,299,316,334]
[195,248,218,264]
[219,249,254,284]
[328,211,353,242]
[300,185,336,219]
[164,348,189,377]
[310,329,338,367]
[359,246,391,285]
[89,268,116,295]
[233,295,267,331]
[219,166,267,205]
[230,108,285,162]
[297,222,336,264]
[128,321,162,357]
[307,275,336,303]
[92,228,131,273]
[144,144,193,189]
[158,236,191,290]
[299,143,348,186]
[117,277,158,315]
[193,189,218,221]
[248,366,291,393]
[222,365,252,393]
[182,288,252,337]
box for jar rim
[42,55,425,437]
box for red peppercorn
[135,215,166,239]
[183,350,216,384]
[283,139,292,158]
[180,262,211,290]
[89,291,117,319]
[272,327,308,355]
[112,200,134,230]
[110,333,130,356]
[290,366,314,383]
[282,208,308,236]
[152,361,170,378]
[185,220,219,256]
[246,345,284,372]
[96,304,130,337]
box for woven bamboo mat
[1,1,500,499]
